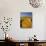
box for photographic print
[20,12,32,28]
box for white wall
[0,0,46,40]
[42,11,46,40]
